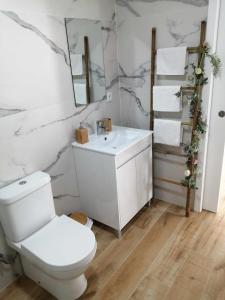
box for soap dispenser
[75,123,89,144]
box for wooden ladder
[150,21,207,217]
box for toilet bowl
[0,171,97,300]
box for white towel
[71,54,83,75]
[153,86,181,112]
[157,46,187,75]
[74,83,87,104]
[154,119,182,147]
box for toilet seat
[19,215,96,275]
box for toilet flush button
[19,180,27,185]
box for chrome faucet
[96,120,106,135]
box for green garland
[182,44,221,190]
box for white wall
[194,0,221,212]
[218,146,225,209]
[202,0,225,212]
[0,0,119,290]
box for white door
[117,158,138,229]
[202,0,225,212]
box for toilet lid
[20,215,96,272]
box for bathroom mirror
[65,18,106,106]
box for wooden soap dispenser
[75,122,89,144]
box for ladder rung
[182,121,192,126]
[181,86,196,92]
[187,47,200,53]
[155,47,200,56]
[154,177,184,186]
[153,146,188,157]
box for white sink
[72,126,152,156]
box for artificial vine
[182,44,221,190]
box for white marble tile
[0,12,74,115]
[116,0,208,21]
[117,3,208,126]
[102,20,119,87]
[0,123,68,181]
[65,0,116,21]
[0,0,116,20]
[0,224,22,290]
[51,151,80,215]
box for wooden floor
[1,200,225,300]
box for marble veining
[116,0,140,17]
[43,144,71,172]
[119,63,149,88]
[167,19,201,45]
[90,63,106,86]
[106,75,119,90]
[102,23,115,50]
[14,106,88,137]
[120,87,149,116]
[51,173,64,181]
[118,62,150,116]
[54,194,79,200]
[13,72,118,139]
[0,107,26,118]
[1,11,70,66]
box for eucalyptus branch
[204,44,221,76]
[182,43,221,190]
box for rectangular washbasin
[72,126,153,156]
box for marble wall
[116,0,208,206]
[0,0,119,290]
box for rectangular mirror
[65,18,106,106]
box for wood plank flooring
[1,199,225,300]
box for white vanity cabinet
[72,126,153,235]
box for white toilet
[0,171,97,300]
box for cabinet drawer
[115,135,152,168]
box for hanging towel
[74,83,87,104]
[157,46,187,75]
[153,86,181,112]
[71,54,83,75]
[154,119,182,146]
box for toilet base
[21,256,87,300]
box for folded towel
[74,83,87,105]
[71,54,83,75]
[153,86,181,112]
[154,119,182,146]
[157,46,187,75]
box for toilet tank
[0,171,56,243]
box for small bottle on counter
[103,118,112,132]
[75,123,89,144]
